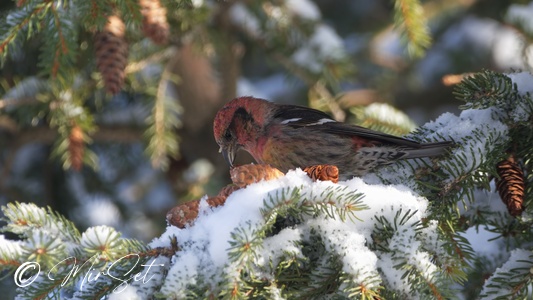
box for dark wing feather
[273,105,334,126]
[320,122,423,148]
[273,105,422,148]
[322,123,454,153]
[273,104,453,151]
[322,123,455,157]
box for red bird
[213,96,452,179]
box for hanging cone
[495,155,526,216]
[303,165,339,183]
[139,0,170,45]
[94,15,128,95]
[68,124,84,171]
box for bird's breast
[245,135,269,164]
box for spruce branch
[296,254,344,298]
[0,236,23,271]
[454,70,519,113]
[1,202,156,299]
[0,1,78,84]
[517,132,533,216]
[265,228,343,298]
[260,187,304,226]
[370,208,459,298]
[76,0,113,31]
[349,102,417,136]
[165,179,379,298]
[430,221,472,283]
[20,229,68,271]
[117,0,143,25]
[372,209,420,252]
[0,76,49,111]
[1,202,81,243]
[481,249,533,299]
[2,1,533,298]
[227,223,264,269]
[260,185,368,227]
[15,268,74,300]
[393,0,432,58]
[0,1,50,60]
[47,88,99,171]
[38,4,77,82]
[144,67,182,170]
[305,185,368,223]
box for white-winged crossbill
[213,96,452,179]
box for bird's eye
[224,130,233,140]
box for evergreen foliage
[1,71,533,298]
[0,202,157,299]
[393,0,432,58]
[349,102,417,136]
[1,0,533,299]
[142,66,182,170]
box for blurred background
[0,0,532,243]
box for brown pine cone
[94,15,128,95]
[218,184,241,198]
[167,196,228,228]
[303,165,339,183]
[207,195,227,207]
[496,156,526,216]
[230,164,284,188]
[68,124,84,171]
[167,201,199,228]
[139,0,170,45]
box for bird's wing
[319,122,424,148]
[273,105,422,148]
[273,105,336,126]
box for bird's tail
[403,141,454,159]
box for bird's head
[213,97,273,167]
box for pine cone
[68,124,84,171]
[230,164,284,188]
[496,156,525,216]
[139,0,170,45]
[303,165,339,183]
[94,15,128,95]
[217,184,241,198]
[167,183,241,228]
[167,196,227,228]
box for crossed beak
[219,142,238,167]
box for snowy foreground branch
[1,71,533,299]
[153,170,450,299]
